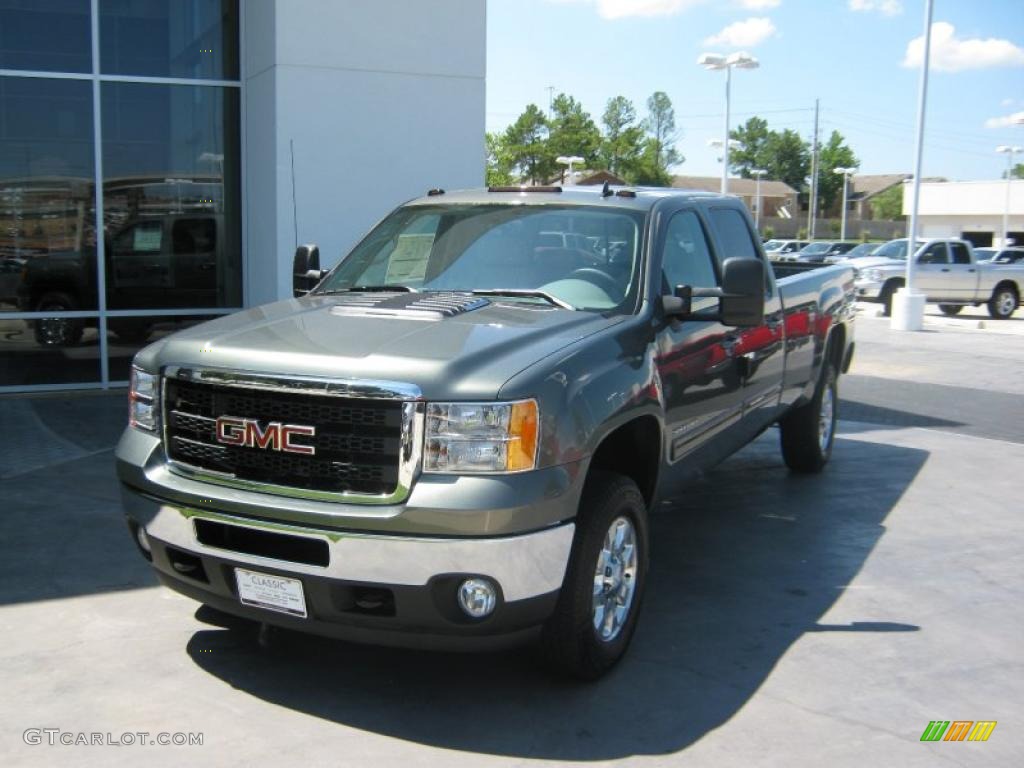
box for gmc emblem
[215,416,316,456]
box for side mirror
[293,244,323,297]
[719,257,765,327]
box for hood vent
[328,291,489,320]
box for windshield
[762,239,785,251]
[315,204,645,313]
[873,239,924,261]
[975,248,995,260]
[800,242,831,255]
[846,243,878,258]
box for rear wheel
[541,471,648,680]
[987,285,1018,320]
[938,304,962,316]
[780,361,838,474]
[34,291,84,347]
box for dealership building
[0,0,485,391]
[903,179,1024,248]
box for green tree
[1004,162,1024,179]
[548,93,602,179]
[502,104,553,184]
[729,116,771,178]
[631,138,674,186]
[485,132,515,186]
[816,130,859,213]
[599,96,645,177]
[762,129,810,191]
[643,91,682,179]
[870,184,903,220]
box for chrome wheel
[592,516,638,642]
[997,291,1016,317]
[818,380,835,453]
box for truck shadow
[186,431,927,760]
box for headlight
[129,365,159,432]
[424,399,539,473]
[862,269,882,282]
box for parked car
[762,239,809,259]
[824,242,879,264]
[854,238,1024,318]
[975,246,1024,265]
[795,241,858,264]
[118,186,856,679]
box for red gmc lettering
[214,417,316,455]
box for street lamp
[556,155,585,185]
[698,51,759,194]
[751,169,767,230]
[833,167,856,240]
[996,145,1022,247]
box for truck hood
[849,256,903,272]
[140,293,626,400]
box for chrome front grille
[161,367,424,504]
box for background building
[0,0,485,391]
[904,179,1024,248]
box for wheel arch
[586,415,662,509]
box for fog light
[136,524,151,554]
[457,578,497,618]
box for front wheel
[879,281,902,317]
[988,285,1018,320]
[34,291,84,347]
[541,472,649,680]
[779,362,838,474]
[938,304,962,316]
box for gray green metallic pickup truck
[117,186,855,679]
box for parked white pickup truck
[854,238,1024,318]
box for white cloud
[985,111,1024,129]
[739,0,781,8]
[545,0,706,19]
[1001,97,1015,108]
[848,0,902,15]
[903,22,1024,72]
[704,17,777,48]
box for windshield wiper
[470,289,574,310]
[319,284,416,295]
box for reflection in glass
[107,314,215,380]
[0,76,96,314]
[100,0,239,80]
[0,0,91,73]
[0,317,101,385]
[101,82,241,309]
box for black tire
[879,281,902,317]
[780,361,838,474]
[33,291,84,347]
[938,304,962,316]
[987,284,1019,320]
[541,471,649,680]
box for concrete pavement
[1,314,1022,767]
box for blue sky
[486,0,1024,181]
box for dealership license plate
[235,568,307,618]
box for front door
[914,241,951,298]
[653,207,745,481]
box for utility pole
[807,98,820,239]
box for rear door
[946,241,980,300]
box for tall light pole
[892,0,933,333]
[751,169,767,230]
[833,167,856,240]
[556,155,585,185]
[698,52,760,194]
[996,145,1022,246]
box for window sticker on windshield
[385,234,433,283]
[133,225,162,253]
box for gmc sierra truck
[854,237,1024,318]
[118,186,855,679]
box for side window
[918,242,949,264]
[662,210,719,312]
[708,206,771,294]
[113,221,163,255]
[950,243,971,264]
[172,218,216,255]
